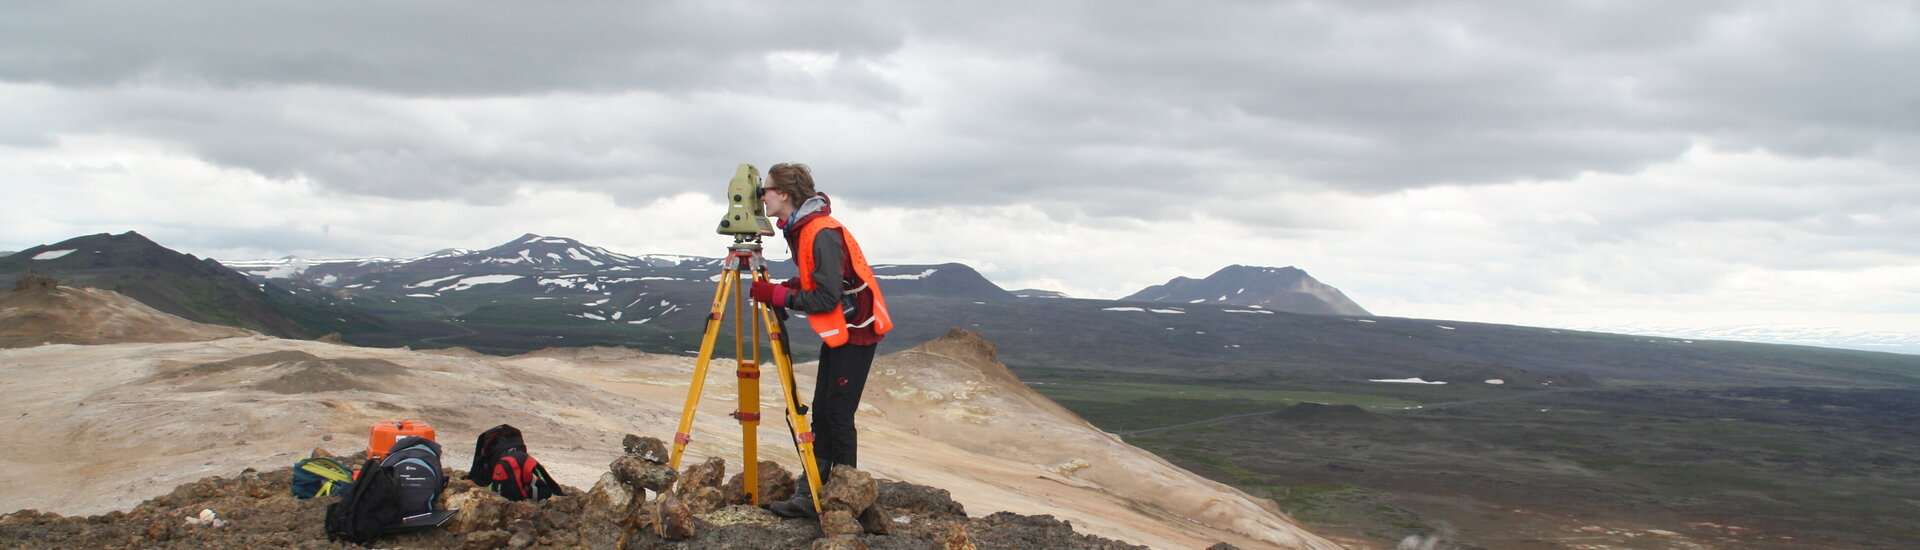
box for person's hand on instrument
[751,279,789,308]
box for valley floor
[1020,368,1920,550]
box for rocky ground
[0,435,1168,550]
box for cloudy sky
[3,1,1916,353]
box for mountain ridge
[1122,264,1371,316]
[0,232,384,339]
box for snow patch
[1436,325,1456,330]
[32,249,77,260]
[877,269,938,280]
[408,275,461,288]
[565,248,604,266]
[1224,309,1275,315]
[1150,308,1185,314]
[1485,379,1506,385]
[1370,378,1447,385]
[439,274,524,291]
[1102,307,1146,312]
[406,293,437,298]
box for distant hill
[0,232,384,339]
[1123,265,1370,316]
[862,263,1015,300]
[34,232,1913,392]
[1014,289,1071,299]
[215,234,1015,353]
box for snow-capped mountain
[432,233,643,271]
[1123,265,1371,316]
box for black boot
[767,481,815,518]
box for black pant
[810,343,875,483]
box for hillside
[0,284,1340,549]
[0,232,383,339]
[0,275,253,347]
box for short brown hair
[765,162,817,208]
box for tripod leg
[735,294,763,504]
[670,268,739,470]
[759,298,825,516]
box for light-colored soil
[0,286,1341,549]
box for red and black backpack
[466,424,565,501]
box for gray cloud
[1,0,1914,225]
[0,1,906,97]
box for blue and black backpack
[291,456,355,499]
[380,436,447,516]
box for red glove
[750,280,789,308]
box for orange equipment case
[367,420,436,461]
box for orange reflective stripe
[795,216,893,347]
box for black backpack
[381,436,447,516]
[324,459,402,545]
[466,424,565,501]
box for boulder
[622,434,670,463]
[611,455,677,493]
[820,509,862,537]
[723,460,797,505]
[584,472,637,517]
[684,486,727,515]
[819,465,876,515]
[677,456,728,494]
[652,492,696,540]
[445,490,508,534]
[858,504,894,535]
[876,479,966,518]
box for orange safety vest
[795,216,893,347]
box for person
[748,162,894,518]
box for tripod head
[716,163,776,238]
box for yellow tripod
[668,237,824,514]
